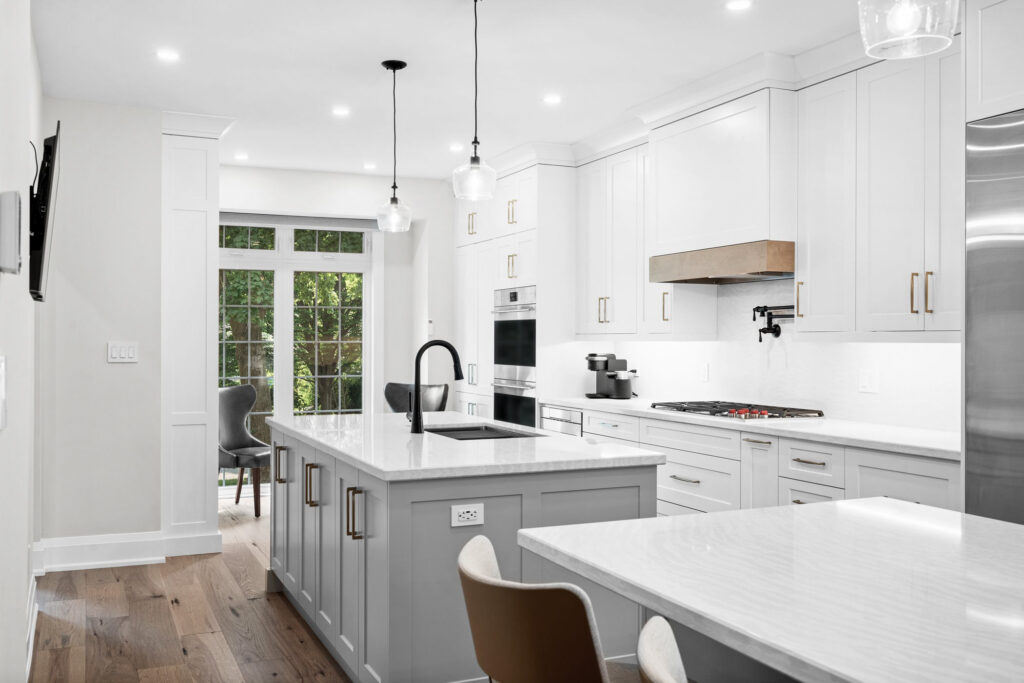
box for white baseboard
[25,576,37,682]
[33,529,223,574]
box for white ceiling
[32,0,859,179]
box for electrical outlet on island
[451,503,484,527]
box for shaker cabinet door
[966,0,1024,122]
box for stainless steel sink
[424,425,541,440]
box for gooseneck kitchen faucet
[411,340,464,434]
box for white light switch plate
[107,341,139,364]
[451,503,484,527]
[0,355,6,430]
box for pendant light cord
[391,67,398,199]
[472,0,480,155]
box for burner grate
[650,401,824,419]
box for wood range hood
[649,240,795,285]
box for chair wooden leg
[235,468,245,504]
[253,467,261,518]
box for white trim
[162,111,236,139]
[32,530,223,574]
[25,576,37,682]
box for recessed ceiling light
[156,47,180,63]
[726,0,752,11]
[332,105,352,118]
[234,152,249,162]
[543,93,563,106]
[363,162,377,171]
[449,143,465,153]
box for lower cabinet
[778,477,845,506]
[844,447,960,509]
[453,391,492,419]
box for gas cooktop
[650,401,824,419]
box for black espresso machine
[585,353,637,399]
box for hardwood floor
[30,497,352,683]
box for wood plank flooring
[30,498,351,683]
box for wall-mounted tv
[30,121,60,302]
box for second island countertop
[266,411,666,482]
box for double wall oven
[492,285,537,427]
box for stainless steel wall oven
[492,285,536,427]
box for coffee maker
[585,353,637,399]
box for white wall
[219,165,455,412]
[0,0,40,676]
[610,280,961,431]
[37,98,163,538]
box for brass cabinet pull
[661,291,669,321]
[743,438,772,445]
[305,463,320,507]
[511,199,517,224]
[597,297,604,323]
[793,457,827,467]
[925,271,934,313]
[796,281,804,318]
[603,297,610,323]
[510,254,517,278]
[670,474,701,485]
[792,499,806,505]
[910,272,919,314]
[345,486,356,537]
[467,212,477,235]
[351,488,364,540]
[274,445,287,483]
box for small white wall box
[107,341,139,364]
[0,191,21,274]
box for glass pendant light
[452,0,497,201]
[858,0,959,59]
[377,59,412,233]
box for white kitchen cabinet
[454,391,493,418]
[778,478,845,506]
[656,499,703,517]
[796,73,857,332]
[453,242,496,394]
[856,45,963,332]
[493,229,537,288]
[454,198,492,247]
[583,409,640,441]
[648,89,796,256]
[740,433,779,508]
[966,0,1024,122]
[845,448,961,511]
[640,147,673,335]
[779,439,845,488]
[576,148,640,334]
[495,166,539,236]
[657,446,741,513]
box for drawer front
[540,405,582,424]
[778,477,846,506]
[582,433,637,447]
[540,418,582,437]
[639,419,740,460]
[741,433,779,509]
[845,448,961,511]
[657,499,703,517]
[657,447,741,513]
[779,439,845,487]
[582,410,639,441]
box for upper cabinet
[495,166,539,236]
[856,43,963,332]
[455,198,492,247]
[795,73,858,332]
[966,0,1024,122]
[576,148,640,334]
[648,89,796,256]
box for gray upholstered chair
[219,384,271,517]
[458,535,688,683]
[384,382,449,414]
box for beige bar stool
[457,535,687,683]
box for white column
[161,112,234,555]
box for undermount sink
[424,425,541,441]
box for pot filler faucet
[411,339,465,434]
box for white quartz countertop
[542,397,961,460]
[519,498,1024,683]
[266,412,665,482]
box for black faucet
[411,339,464,434]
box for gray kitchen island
[266,411,664,683]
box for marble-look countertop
[519,498,1024,683]
[266,412,665,482]
[542,397,961,460]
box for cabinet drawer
[639,419,740,460]
[778,477,845,506]
[657,499,702,517]
[779,439,845,487]
[657,448,740,513]
[582,410,639,441]
[845,448,961,511]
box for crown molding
[491,142,576,177]
[162,111,236,139]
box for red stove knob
[760,410,769,416]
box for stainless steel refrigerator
[965,107,1024,524]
